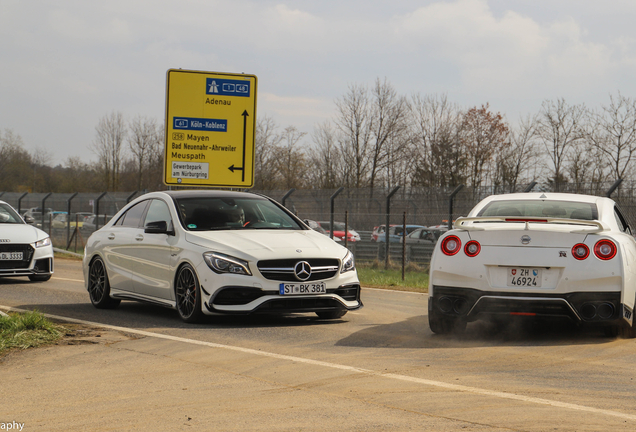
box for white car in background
[83,190,361,323]
[0,200,54,281]
[428,192,636,338]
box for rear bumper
[430,286,625,324]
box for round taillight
[594,239,617,260]
[441,235,461,256]
[464,240,481,257]
[571,243,589,260]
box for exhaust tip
[580,303,597,320]
[438,296,454,313]
[597,303,615,320]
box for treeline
[2,78,636,193]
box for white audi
[0,200,54,282]
[83,190,361,322]
[428,192,636,338]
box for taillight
[464,240,481,257]
[572,243,589,260]
[441,235,461,256]
[594,240,617,260]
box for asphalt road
[2,258,636,431]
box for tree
[492,115,540,192]
[128,116,162,190]
[537,99,586,190]
[460,104,509,188]
[91,111,127,191]
[274,126,308,189]
[0,129,32,192]
[308,121,345,189]
[253,116,283,189]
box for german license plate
[279,282,326,295]
[0,252,23,261]
[507,268,542,287]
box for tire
[88,257,121,309]
[428,306,466,335]
[175,264,203,323]
[28,274,51,282]
[315,310,347,320]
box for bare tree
[409,93,466,187]
[308,121,346,189]
[128,116,161,190]
[253,116,283,189]
[585,92,636,183]
[91,111,127,191]
[491,115,539,191]
[537,99,586,190]
[274,126,308,189]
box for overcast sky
[3,0,636,165]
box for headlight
[35,237,51,248]
[203,252,251,275]
[341,250,355,273]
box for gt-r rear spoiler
[454,216,607,233]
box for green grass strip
[0,310,63,355]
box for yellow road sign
[164,69,257,187]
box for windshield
[175,196,304,231]
[477,200,598,220]
[0,204,25,224]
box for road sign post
[164,69,257,188]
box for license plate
[507,268,542,287]
[0,252,23,261]
[279,282,326,295]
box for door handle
[135,234,144,241]
[108,234,115,240]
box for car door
[130,199,178,300]
[102,200,150,293]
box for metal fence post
[329,187,344,240]
[385,186,400,269]
[127,191,139,203]
[94,192,107,230]
[17,192,28,215]
[66,192,78,248]
[41,193,52,233]
[606,179,623,198]
[448,185,464,231]
[282,188,296,209]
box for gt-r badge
[520,235,531,245]
[560,251,567,257]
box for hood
[0,224,48,244]
[185,229,348,260]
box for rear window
[478,200,598,220]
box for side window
[118,201,149,228]
[144,199,172,227]
[614,206,631,234]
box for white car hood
[185,229,348,260]
[0,224,48,243]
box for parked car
[22,207,53,228]
[80,214,113,237]
[83,190,362,323]
[0,200,54,282]
[428,192,636,338]
[402,227,446,244]
[372,224,425,242]
[52,212,94,229]
[316,221,361,242]
[303,219,341,241]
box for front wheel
[88,257,120,309]
[175,264,203,323]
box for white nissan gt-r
[428,192,636,338]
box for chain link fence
[2,181,635,264]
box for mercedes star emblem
[294,261,312,281]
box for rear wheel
[175,264,203,323]
[88,257,120,309]
[316,310,347,320]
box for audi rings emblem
[294,261,312,281]
[521,235,531,245]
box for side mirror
[145,220,172,235]
[24,215,35,225]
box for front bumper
[203,283,362,315]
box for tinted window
[117,201,149,228]
[0,204,24,224]
[175,196,303,231]
[144,199,172,227]
[478,200,598,220]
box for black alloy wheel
[175,264,203,323]
[88,257,120,309]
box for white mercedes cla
[0,200,54,282]
[428,192,636,338]
[83,190,361,322]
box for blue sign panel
[205,78,251,97]
[173,117,227,132]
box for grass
[0,310,63,356]
[356,261,429,293]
